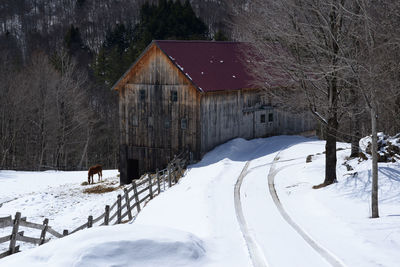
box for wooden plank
[0,246,18,259]
[132,181,141,213]
[109,199,118,211]
[0,234,11,244]
[104,205,110,225]
[157,170,161,195]
[173,169,177,184]
[117,195,122,224]
[136,179,147,188]
[9,212,21,254]
[126,186,134,194]
[137,186,148,196]
[138,194,150,205]
[0,249,11,259]
[87,216,93,228]
[16,232,41,245]
[39,218,49,245]
[121,210,130,221]
[47,227,63,238]
[19,219,45,230]
[109,210,118,223]
[168,165,172,187]
[0,216,12,228]
[124,188,133,220]
[70,222,88,234]
[92,213,105,225]
[148,175,153,200]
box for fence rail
[0,151,191,259]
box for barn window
[165,119,170,128]
[171,91,178,102]
[139,90,146,101]
[269,113,274,122]
[181,118,187,129]
[260,114,266,123]
[132,115,138,126]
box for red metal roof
[155,40,254,92]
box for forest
[0,0,230,170]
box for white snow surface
[1,136,400,266]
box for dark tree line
[0,0,222,171]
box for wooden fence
[0,151,190,259]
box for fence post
[178,163,183,179]
[87,216,93,228]
[9,212,21,254]
[148,175,153,200]
[104,205,110,225]
[117,194,122,224]
[124,188,132,220]
[173,167,177,184]
[168,165,172,188]
[63,230,69,236]
[132,181,141,213]
[163,170,166,191]
[39,218,49,245]
[156,169,161,195]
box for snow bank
[360,133,400,162]
[0,224,206,267]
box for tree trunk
[350,88,360,157]
[371,104,379,218]
[324,117,338,185]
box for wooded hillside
[0,0,230,171]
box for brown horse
[88,164,102,184]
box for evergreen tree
[214,29,229,41]
[93,0,209,86]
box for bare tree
[235,0,400,217]
[347,0,400,218]
[236,0,355,187]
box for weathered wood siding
[200,89,261,153]
[200,90,315,154]
[119,44,200,176]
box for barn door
[127,159,139,180]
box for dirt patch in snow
[83,185,120,194]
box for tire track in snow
[267,150,346,267]
[234,161,269,267]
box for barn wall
[199,90,315,154]
[200,89,261,153]
[119,44,200,181]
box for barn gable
[113,41,198,95]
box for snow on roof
[155,40,255,92]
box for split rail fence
[0,151,190,259]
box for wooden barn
[112,40,314,184]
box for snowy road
[238,140,337,267]
[266,151,345,267]
[234,161,268,267]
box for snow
[176,63,184,71]
[185,73,193,80]
[1,136,400,266]
[0,169,120,251]
[1,224,207,267]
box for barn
[112,40,314,184]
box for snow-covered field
[0,169,121,251]
[1,136,400,266]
